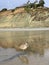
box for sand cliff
[0,7,49,28]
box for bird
[19,42,28,50]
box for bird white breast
[19,45,27,49]
[19,45,28,50]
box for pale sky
[0,0,49,10]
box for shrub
[11,9,15,12]
[1,8,7,12]
[39,0,45,7]
[24,4,31,13]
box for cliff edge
[0,7,49,28]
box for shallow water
[0,30,49,65]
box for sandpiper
[18,42,29,51]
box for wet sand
[0,30,49,65]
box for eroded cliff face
[0,7,49,28]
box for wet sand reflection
[0,31,49,65]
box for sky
[0,0,49,10]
